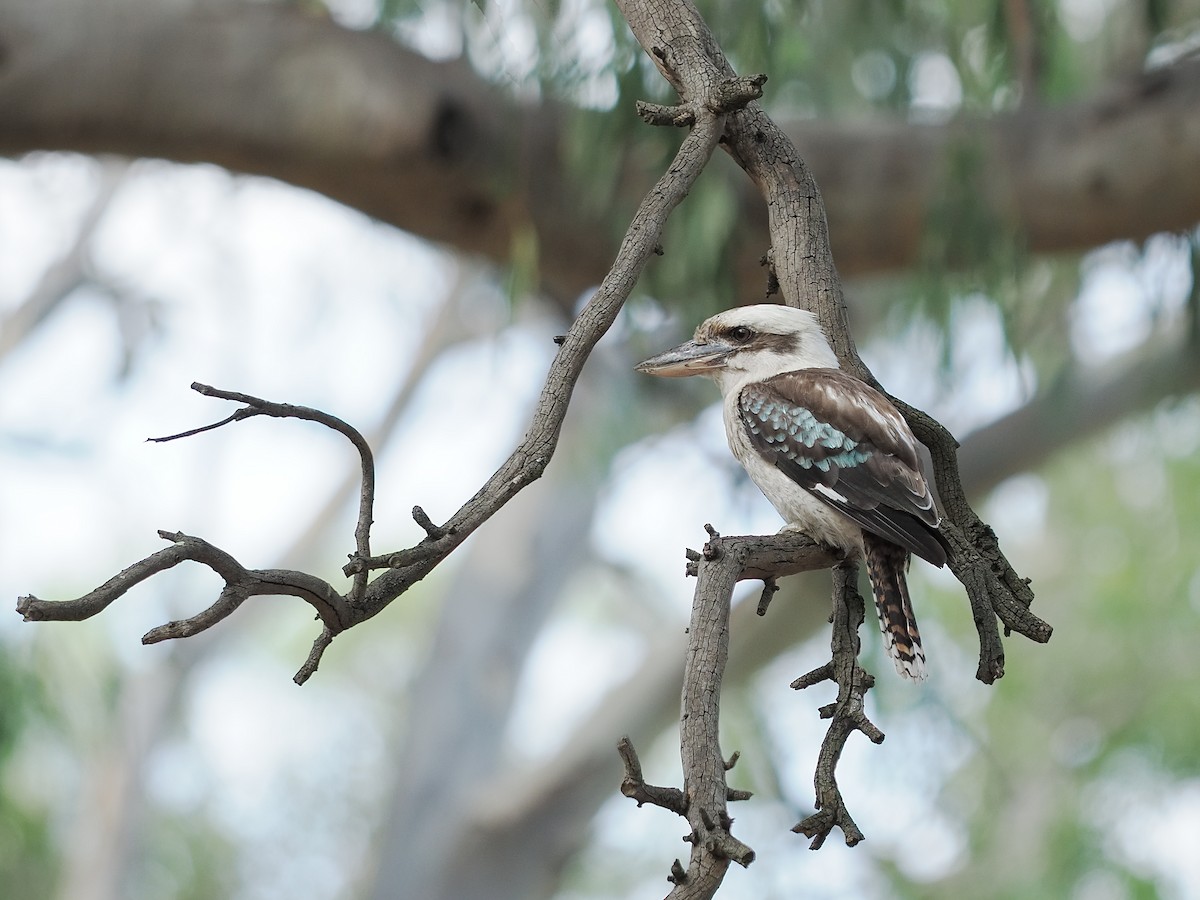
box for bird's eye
[728,326,754,343]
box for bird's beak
[634,338,735,377]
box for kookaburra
[635,304,950,680]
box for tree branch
[16,72,729,683]
[342,107,729,619]
[618,736,687,815]
[3,3,1198,306]
[148,382,378,605]
[17,529,350,638]
[958,328,1200,496]
[790,563,881,849]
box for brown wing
[738,369,949,566]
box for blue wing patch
[740,393,872,472]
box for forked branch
[17,74,734,685]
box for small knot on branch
[708,73,768,114]
[636,100,696,127]
[702,523,722,561]
[15,595,41,621]
[412,505,444,540]
[667,859,687,885]
[791,661,833,690]
[760,249,780,297]
[793,804,865,850]
[705,828,756,867]
[757,577,779,615]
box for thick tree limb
[2,2,1198,305]
[958,329,1200,496]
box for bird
[635,304,951,680]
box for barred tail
[863,532,927,681]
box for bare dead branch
[637,101,696,128]
[295,626,335,686]
[341,107,729,621]
[791,563,881,848]
[707,74,768,114]
[411,505,444,540]
[651,525,850,895]
[17,54,730,692]
[17,530,351,681]
[755,577,779,616]
[898,400,1051,682]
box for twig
[152,382,377,604]
[17,530,350,682]
[791,562,881,848]
[755,577,779,616]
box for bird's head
[635,305,839,394]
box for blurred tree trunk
[365,351,609,900]
[2,1,1199,306]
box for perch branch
[624,526,841,896]
[617,0,1051,866]
[671,524,757,896]
[625,0,1051,683]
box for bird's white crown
[696,305,840,395]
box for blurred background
[2,0,1200,898]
